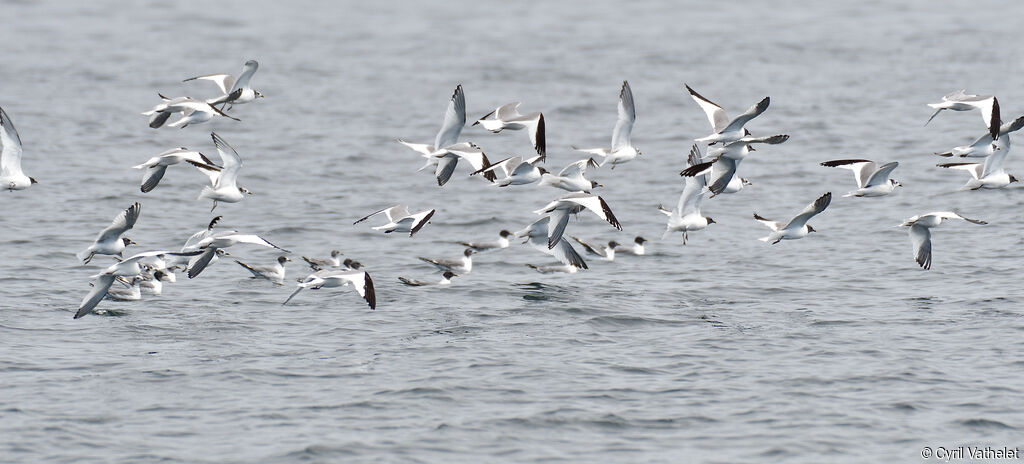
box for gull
[937,155,1019,190]
[397,85,495,186]
[574,81,640,167]
[457,230,513,252]
[142,95,240,129]
[75,250,201,318]
[105,277,143,302]
[515,217,588,270]
[473,154,545,186]
[399,271,458,287]
[525,263,580,274]
[302,250,343,270]
[753,192,831,244]
[235,256,291,283]
[820,159,902,197]
[900,212,987,270]
[0,106,37,190]
[77,202,141,264]
[660,145,715,244]
[140,270,173,295]
[196,132,247,211]
[419,249,475,274]
[537,158,603,193]
[534,192,622,248]
[282,269,376,309]
[686,84,771,146]
[926,90,1000,140]
[342,258,364,270]
[474,102,546,159]
[183,60,263,107]
[684,135,788,196]
[571,236,618,261]
[354,204,435,236]
[185,231,289,279]
[614,236,647,256]
[133,147,218,193]
[935,115,1024,157]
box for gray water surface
[2,1,1023,462]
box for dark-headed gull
[661,145,715,244]
[474,102,546,160]
[354,204,434,236]
[283,269,376,309]
[753,192,831,244]
[77,202,141,264]
[901,212,987,270]
[820,159,902,197]
[399,271,457,287]
[183,59,263,107]
[574,81,640,167]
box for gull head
[806,225,817,233]
[892,179,904,188]
[255,90,265,99]
[30,177,38,184]
[1010,175,1020,184]
[278,256,292,264]
[463,249,476,257]
[591,180,604,189]
[537,167,549,175]
[122,237,138,246]
[741,178,753,187]
[499,230,513,238]
[706,217,717,225]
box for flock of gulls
[0,59,1017,318]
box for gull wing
[864,161,899,188]
[495,102,522,120]
[434,153,459,186]
[323,270,376,309]
[434,85,466,149]
[231,60,259,92]
[446,142,495,181]
[707,157,739,196]
[0,106,24,177]
[210,132,241,188]
[408,209,435,236]
[474,155,522,177]
[752,213,784,232]
[936,162,983,180]
[783,192,831,230]
[551,238,588,270]
[396,139,434,156]
[908,224,932,270]
[529,113,546,159]
[560,194,622,230]
[183,73,235,94]
[75,274,117,319]
[355,204,408,225]
[611,81,636,152]
[571,236,610,258]
[720,97,770,134]
[821,159,876,188]
[685,84,729,133]
[95,202,141,244]
[558,157,598,178]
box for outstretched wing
[783,192,831,230]
[611,81,635,151]
[95,202,142,244]
[821,159,876,188]
[434,85,466,149]
[211,132,241,188]
[864,161,899,187]
[908,224,932,270]
[183,73,235,94]
[74,274,117,319]
[685,84,729,133]
[0,106,25,177]
[720,97,770,134]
